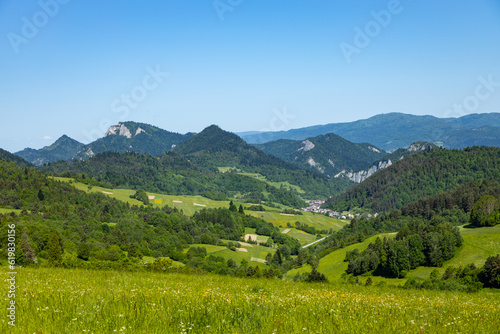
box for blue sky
[1,0,499,152]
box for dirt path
[280,213,294,216]
[250,257,266,263]
[172,200,182,204]
[193,203,206,207]
[102,191,113,195]
[238,241,254,248]
[281,229,291,234]
[237,248,248,252]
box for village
[302,199,377,220]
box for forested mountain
[0,148,32,168]
[238,112,500,151]
[335,142,438,183]
[324,146,500,212]
[173,125,354,198]
[15,135,84,166]
[40,151,305,207]
[72,122,194,160]
[254,133,386,178]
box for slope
[173,125,354,198]
[40,151,305,207]
[0,148,32,168]
[254,133,386,178]
[72,121,194,160]
[15,135,84,166]
[325,146,500,212]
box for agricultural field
[237,172,306,194]
[50,177,347,232]
[2,267,500,333]
[188,242,274,267]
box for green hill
[15,135,84,166]
[288,225,500,285]
[40,151,305,207]
[173,125,354,199]
[254,133,386,178]
[325,146,500,212]
[0,148,32,168]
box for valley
[1,117,500,333]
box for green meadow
[288,225,500,286]
[2,267,500,333]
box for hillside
[325,146,500,212]
[0,148,32,168]
[15,135,84,166]
[40,151,305,207]
[335,142,438,183]
[173,125,354,198]
[72,122,194,160]
[239,112,500,151]
[254,133,386,178]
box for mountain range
[238,112,500,151]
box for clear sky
[1,0,499,152]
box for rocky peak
[105,123,132,138]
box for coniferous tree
[20,228,36,264]
[48,233,63,266]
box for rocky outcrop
[105,123,132,138]
[335,160,392,183]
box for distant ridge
[238,113,500,151]
[15,135,84,166]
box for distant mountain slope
[15,135,83,166]
[173,125,354,198]
[335,142,438,183]
[72,122,194,160]
[238,113,500,151]
[40,151,305,207]
[254,133,386,178]
[324,146,500,212]
[0,148,32,168]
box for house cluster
[303,200,378,220]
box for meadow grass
[2,266,500,333]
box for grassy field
[2,266,500,333]
[0,208,22,215]
[188,242,274,267]
[237,172,306,194]
[50,177,347,232]
[288,225,500,286]
[286,233,398,284]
